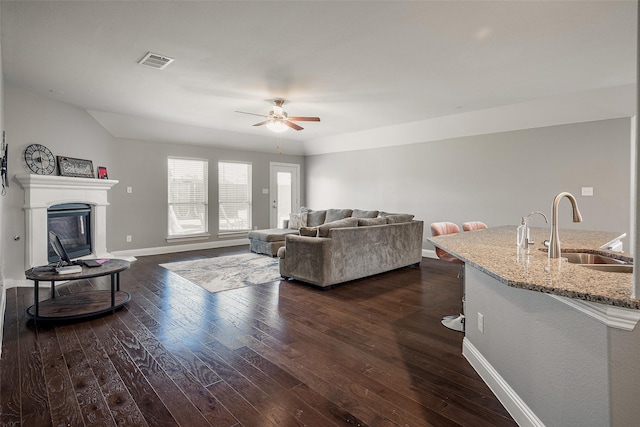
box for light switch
[262,189,269,194]
[127,186,133,194]
[581,187,593,197]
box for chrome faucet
[548,192,583,258]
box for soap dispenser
[517,217,529,250]
[517,211,548,251]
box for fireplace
[16,174,118,268]
[48,203,92,262]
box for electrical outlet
[126,235,132,243]
[478,312,484,334]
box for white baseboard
[5,278,29,289]
[422,249,438,259]
[111,238,249,258]
[462,338,545,427]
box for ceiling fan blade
[236,111,270,118]
[253,120,270,127]
[283,120,303,131]
[288,116,321,122]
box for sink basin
[562,252,632,273]
[579,264,633,273]
[538,249,633,272]
[562,253,626,265]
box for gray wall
[0,0,5,341]
[2,85,115,282]
[306,118,632,251]
[108,137,304,252]
[465,266,612,426]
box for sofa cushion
[317,217,359,237]
[248,228,298,242]
[299,226,318,237]
[352,209,379,218]
[325,209,353,223]
[386,214,415,224]
[358,217,388,226]
[288,212,307,229]
[301,208,327,227]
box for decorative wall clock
[24,144,56,175]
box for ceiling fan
[236,99,320,133]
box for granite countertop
[428,225,639,310]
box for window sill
[217,231,250,239]
[166,233,210,243]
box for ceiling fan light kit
[236,99,320,134]
[266,120,288,133]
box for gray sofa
[248,207,386,257]
[276,209,424,288]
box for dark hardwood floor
[1,246,517,426]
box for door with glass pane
[269,163,300,228]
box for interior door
[269,163,300,228]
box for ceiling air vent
[137,52,174,70]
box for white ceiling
[1,1,637,156]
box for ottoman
[248,228,299,256]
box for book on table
[56,265,82,274]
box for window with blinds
[167,157,208,237]
[218,161,252,232]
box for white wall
[306,118,632,251]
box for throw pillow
[358,217,388,226]
[325,209,353,223]
[299,226,318,237]
[352,209,379,218]
[385,214,415,224]
[306,210,327,227]
[288,212,308,229]
[317,217,359,237]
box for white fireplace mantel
[16,173,119,268]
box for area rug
[159,252,281,293]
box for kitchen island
[429,226,639,427]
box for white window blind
[167,157,208,237]
[218,161,252,232]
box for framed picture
[57,156,94,178]
[98,166,109,179]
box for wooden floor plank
[17,298,53,426]
[1,247,516,426]
[0,288,23,426]
[102,315,214,426]
[56,324,115,426]
[117,306,240,426]
[38,324,85,427]
[89,316,180,427]
[73,323,149,426]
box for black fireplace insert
[47,203,92,262]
